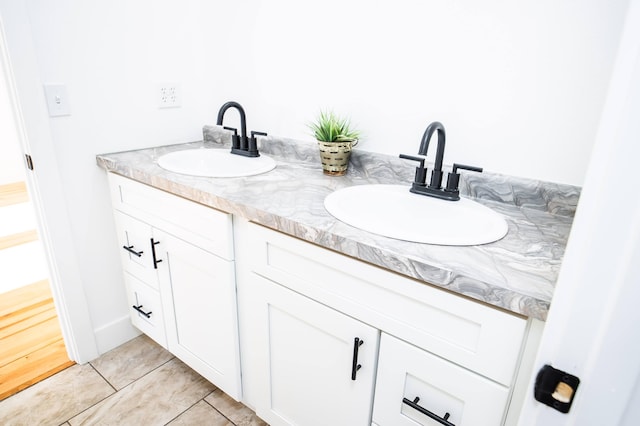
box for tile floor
[0,334,268,426]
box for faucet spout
[418,121,446,189]
[217,101,248,145]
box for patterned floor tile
[68,358,214,425]
[90,334,173,390]
[0,363,114,426]
[205,389,267,426]
[168,399,233,425]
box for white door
[0,2,98,362]
[155,229,242,401]
[518,1,640,424]
[249,274,379,426]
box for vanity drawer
[245,222,527,386]
[108,173,233,260]
[124,272,167,348]
[113,211,158,287]
[373,333,509,426]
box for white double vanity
[105,169,547,425]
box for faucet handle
[445,163,483,192]
[248,131,268,155]
[399,154,427,185]
[223,126,241,150]
[223,126,238,136]
[453,163,483,174]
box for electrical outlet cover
[157,83,181,108]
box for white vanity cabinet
[106,170,542,424]
[107,173,242,400]
[236,220,539,426]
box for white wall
[0,0,628,356]
[23,0,627,185]
[244,0,628,186]
[0,67,24,185]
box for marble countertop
[97,129,577,320]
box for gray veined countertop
[97,127,579,321]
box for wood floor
[0,182,74,401]
[0,181,29,207]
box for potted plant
[309,111,361,176]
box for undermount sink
[324,184,508,246]
[157,148,276,178]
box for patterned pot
[317,140,357,176]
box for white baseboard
[93,314,141,356]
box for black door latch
[534,364,580,413]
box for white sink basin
[157,148,276,178]
[324,184,508,246]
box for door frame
[0,4,98,363]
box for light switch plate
[43,84,71,117]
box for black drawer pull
[351,337,364,380]
[132,304,152,318]
[402,397,455,426]
[150,238,162,269]
[123,245,143,257]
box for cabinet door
[154,230,241,401]
[123,272,166,348]
[373,334,510,426]
[113,211,158,287]
[248,273,379,426]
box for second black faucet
[400,121,482,201]
[216,101,267,157]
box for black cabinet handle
[123,245,143,257]
[402,397,455,426]
[132,304,152,318]
[351,337,364,380]
[150,238,162,269]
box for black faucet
[400,121,482,201]
[216,101,267,157]
[418,121,447,189]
